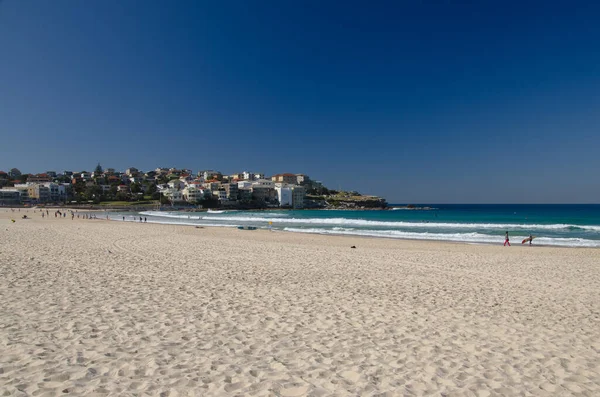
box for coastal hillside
[306,191,387,209]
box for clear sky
[1,1,599,203]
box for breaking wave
[283,228,600,247]
[179,214,600,232]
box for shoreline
[6,207,599,248]
[110,213,600,249]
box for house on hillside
[271,173,297,184]
[27,174,52,183]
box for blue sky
[1,1,599,203]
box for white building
[182,186,209,203]
[275,186,293,207]
[41,183,62,202]
[117,185,131,193]
[160,187,184,203]
[252,179,274,188]
[168,180,185,190]
[199,170,222,181]
[213,190,228,202]
[12,184,30,201]
[125,167,139,176]
[296,174,310,185]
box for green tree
[146,183,157,195]
[72,181,85,196]
[94,163,103,174]
[159,194,170,205]
[116,192,130,201]
[199,196,220,209]
[84,185,103,201]
[131,183,142,194]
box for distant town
[0,165,387,209]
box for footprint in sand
[280,385,309,396]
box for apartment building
[296,174,310,185]
[271,173,297,184]
[275,186,293,207]
[221,183,239,200]
[203,181,221,191]
[27,184,51,203]
[233,187,249,201]
[251,185,277,202]
[27,174,52,183]
[0,189,21,205]
[125,167,139,176]
[183,186,207,203]
[11,185,30,202]
[292,185,306,209]
[211,189,227,202]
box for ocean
[113,204,600,248]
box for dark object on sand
[238,226,257,230]
[350,246,356,248]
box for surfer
[529,234,533,245]
[504,231,510,246]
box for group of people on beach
[504,231,533,246]
[122,216,147,222]
[35,208,100,220]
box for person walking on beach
[529,234,533,246]
[504,231,510,246]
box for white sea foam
[140,211,290,219]
[188,215,600,232]
[111,216,239,228]
[115,211,600,247]
[282,228,600,247]
[390,207,439,211]
[139,211,199,219]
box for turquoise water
[114,205,600,247]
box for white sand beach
[1,208,599,396]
